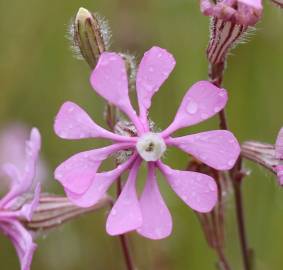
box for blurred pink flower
[275,128,283,185]
[200,0,263,26]
[54,46,240,239]
[0,128,41,270]
[0,124,48,191]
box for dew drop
[186,99,198,114]
[208,182,216,191]
[214,106,221,112]
[228,159,235,167]
[68,107,74,113]
[201,113,208,119]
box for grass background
[0,0,283,269]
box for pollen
[136,133,166,162]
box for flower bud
[201,1,263,83]
[72,7,111,68]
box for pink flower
[275,128,283,185]
[0,128,41,270]
[54,46,240,239]
[200,0,263,26]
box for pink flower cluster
[54,46,240,239]
[200,0,263,26]
[0,128,41,270]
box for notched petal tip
[158,162,218,213]
[54,101,98,140]
[137,163,172,240]
[170,130,240,171]
[162,81,228,137]
[136,46,176,113]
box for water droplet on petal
[214,106,221,112]
[201,113,208,119]
[208,182,216,191]
[186,99,198,114]
[228,160,235,167]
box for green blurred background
[1,0,283,269]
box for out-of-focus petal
[167,130,240,170]
[161,81,227,137]
[55,143,134,195]
[158,162,218,213]
[276,165,283,186]
[136,47,175,129]
[19,184,41,221]
[0,129,41,208]
[66,154,138,208]
[137,162,172,239]
[90,52,144,133]
[54,101,135,142]
[0,220,36,270]
[106,158,142,235]
[275,128,283,159]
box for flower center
[136,133,166,162]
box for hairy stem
[210,61,251,270]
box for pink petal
[55,143,133,195]
[275,128,283,159]
[158,162,218,213]
[161,81,228,137]
[137,162,172,239]
[54,101,134,142]
[168,130,240,170]
[276,165,283,186]
[0,220,36,270]
[239,0,262,9]
[0,128,41,208]
[90,52,143,133]
[66,154,138,208]
[136,47,176,128]
[106,158,142,235]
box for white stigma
[136,133,166,162]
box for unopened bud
[72,7,111,68]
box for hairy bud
[71,7,111,68]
